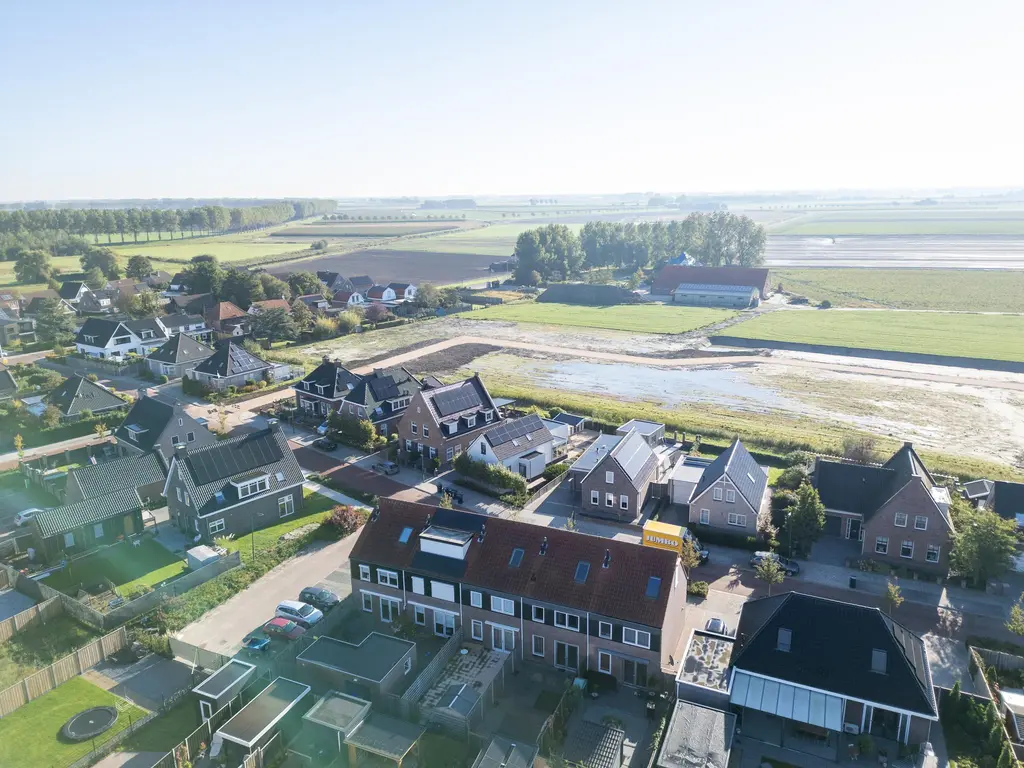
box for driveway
[291,444,407,498]
[85,654,198,711]
[174,530,359,657]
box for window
[532,605,545,623]
[509,548,524,567]
[176,487,182,503]
[178,418,183,427]
[209,518,225,534]
[480,442,487,455]
[726,489,736,503]
[901,540,914,559]
[186,431,195,442]
[278,495,295,517]
[399,527,413,544]
[404,657,412,675]
[429,447,437,459]
[405,439,412,452]
[554,611,580,631]
[699,509,710,524]
[605,471,614,484]
[377,569,400,588]
[574,562,590,583]
[471,591,483,608]
[713,487,723,501]
[894,512,908,527]
[727,512,746,527]
[471,620,484,641]
[93,523,104,539]
[466,415,476,428]
[532,635,545,657]
[184,493,190,507]
[411,576,425,595]
[926,544,941,563]
[875,537,889,555]
[413,605,426,625]
[491,596,515,616]
[380,597,400,623]
[598,651,612,674]
[646,576,662,599]
[411,422,418,435]
[620,495,629,510]
[598,621,612,639]
[362,593,373,612]
[623,627,652,649]
[605,493,614,507]
[446,447,454,461]
[171,435,180,445]
[422,425,429,437]
[485,410,494,422]
[914,515,928,530]
[590,490,599,505]
[359,564,370,582]
[237,476,269,499]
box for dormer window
[484,410,494,422]
[447,422,457,435]
[114,335,131,345]
[466,415,476,428]
[140,330,154,340]
[233,475,270,499]
[316,384,327,394]
[84,335,97,344]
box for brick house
[397,375,498,466]
[114,396,216,457]
[813,443,953,573]
[685,439,769,538]
[349,500,687,688]
[568,429,658,523]
[295,358,421,434]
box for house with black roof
[188,340,276,391]
[78,288,119,314]
[74,317,169,359]
[145,333,215,379]
[159,313,212,343]
[316,271,353,294]
[349,276,374,294]
[47,375,126,420]
[813,443,953,573]
[30,489,146,561]
[683,439,769,538]
[63,450,167,505]
[115,396,216,457]
[163,422,305,541]
[295,357,422,434]
[58,280,92,305]
[466,414,554,480]
[397,374,499,467]
[970,479,1024,528]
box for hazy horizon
[3,0,1022,201]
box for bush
[328,411,379,451]
[692,523,763,551]
[775,465,809,491]
[318,505,370,539]
[687,581,709,598]
[131,629,172,658]
[454,452,527,495]
[819,299,832,309]
[86,373,99,382]
[158,374,169,384]
[543,462,569,481]
[782,450,811,467]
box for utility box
[187,545,222,571]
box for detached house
[317,271,354,293]
[398,375,498,465]
[59,280,92,305]
[115,396,216,457]
[466,414,554,480]
[350,499,687,688]
[206,301,250,336]
[163,422,305,541]
[48,375,126,420]
[189,341,276,391]
[75,317,168,359]
[366,285,396,303]
[331,291,365,308]
[146,333,215,379]
[63,450,167,506]
[30,490,145,561]
[159,313,212,343]
[169,273,191,292]
[684,439,769,538]
[813,443,953,573]
[568,429,658,522]
[387,283,417,302]
[295,358,421,434]
[78,289,119,314]
[349,276,374,294]
[297,294,331,314]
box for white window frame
[411,422,418,435]
[237,476,270,499]
[413,605,426,625]
[446,446,454,461]
[471,619,484,641]
[411,576,425,595]
[405,439,412,452]
[713,487,723,501]
[598,621,612,639]
[901,540,915,559]
[894,512,908,527]
[184,492,190,507]
[914,515,928,531]
[623,627,651,649]
[491,596,515,616]
[598,650,612,674]
[422,425,429,437]
[278,494,295,517]
[466,415,476,428]
[93,523,104,539]
[620,495,629,510]
[186,431,196,442]
[699,508,710,525]
[727,512,746,527]
[377,569,400,589]
[470,591,483,608]
[209,518,226,535]
[532,605,545,623]
[380,597,400,623]
[875,537,889,555]
[590,490,599,505]
[605,493,614,508]
[362,592,373,612]
[532,634,545,657]
[605,471,614,484]
[554,611,580,632]
[359,564,371,582]
[726,489,736,503]
[176,487,182,503]
[926,544,941,563]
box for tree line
[511,212,766,284]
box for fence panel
[402,628,463,702]
[976,647,1024,672]
[0,597,61,644]
[169,636,231,672]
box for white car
[14,508,43,526]
[275,600,323,628]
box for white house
[365,285,397,303]
[331,291,366,308]
[541,418,571,449]
[387,283,417,302]
[466,414,554,480]
[74,317,169,359]
[158,313,212,342]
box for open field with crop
[772,268,1024,311]
[764,234,1024,269]
[109,234,310,265]
[272,222,466,238]
[378,222,562,255]
[769,208,1024,235]
[469,302,736,334]
[727,309,1024,362]
[269,247,499,287]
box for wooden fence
[0,596,62,644]
[0,626,127,718]
[402,628,463,703]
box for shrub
[543,462,569,481]
[256,380,267,389]
[86,373,99,382]
[782,450,811,467]
[775,465,809,491]
[687,580,709,598]
[692,524,763,551]
[454,452,527,495]
[328,411,379,451]
[819,299,832,309]
[158,374,169,384]
[318,505,370,539]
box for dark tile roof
[0,366,17,400]
[814,442,936,520]
[882,442,935,490]
[551,412,586,427]
[731,592,937,717]
[48,375,125,416]
[170,272,190,285]
[66,451,167,501]
[168,293,214,314]
[75,317,127,347]
[349,275,373,288]
[124,317,168,342]
[193,341,271,378]
[24,295,72,315]
[421,375,497,437]
[159,313,205,330]
[147,333,214,365]
[33,488,142,538]
[482,415,553,461]
[963,479,993,500]
[599,428,657,490]
[59,281,87,300]
[351,500,678,627]
[992,481,1024,521]
[691,439,767,511]
[175,425,304,515]
[300,359,361,399]
[652,265,770,297]
[562,721,624,768]
[114,396,178,450]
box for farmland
[727,309,1024,362]
[268,248,501,288]
[378,222,557,256]
[769,207,1024,235]
[272,222,467,238]
[0,255,83,292]
[772,268,1024,312]
[468,302,736,334]
[108,233,311,265]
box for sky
[2,0,1022,201]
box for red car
[263,617,305,640]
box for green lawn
[44,539,188,596]
[469,302,736,334]
[0,255,84,293]
[0,614,99,690]
[0,676,148,768]
[118,698,199,754]
[769,208,1024,235]
[273,222,464,238]
[222,488,339,564]
[771,268,1024,312]
[108,237,307,264]
[727,309,1024,363]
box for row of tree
[0,199,336,245]
[511,213,767,283]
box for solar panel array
[615,430,653,481]
[187,431,284,485]
[433,383,483,417]
[485,414,544,447]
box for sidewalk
[302,479,372,509]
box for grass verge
[0,614,100,690]
[469,302,736,334]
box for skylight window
[398,527,413,544]
[574,561,590,583]
[645,576,662,599]
[214,491,225,504]
[509,548,524,567]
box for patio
[566,687,663,768]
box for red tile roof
[249,299,290,313]
[351,499,678,627]
[207,301,247,322]
[333,291,356,303]
[652,265,770,297]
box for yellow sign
[642,520,684,553]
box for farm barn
[671,283,759,308]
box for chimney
[174,442,188,457]
[323,355,330,364]
[602,549,611,568]
[477,524,486,543]
[903,441,913,449]
[540,536,548,556]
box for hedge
[687,581,709,598]
[454,452,527,495]
[691,524,761,551]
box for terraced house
[350,500,686,689]
[397,375,498,467]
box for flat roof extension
[193,659,256,700]
[217,677,310,749]
[297,633,414,683]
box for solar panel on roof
[433,384,482,417]
[485,415,543,447]
[187,431,283,485]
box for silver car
[275,600,323,628]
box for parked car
[749,551,801,576]
[299,587,340,611]
[434,483,464,504]
[373,461,400,476]
[313,438,338,452]
[705,617,728,635]
[262,618,305,641]
[13,508,43,526]
[686,534,710,564]
[275,600,324,628]
[316,421,330,436]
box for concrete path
[94,751,167,768]
[302,479,370,509]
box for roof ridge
[882,612,936,712]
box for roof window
[214,491,225,505]
[871,649,887,674]
[645,576,662,599]
[777,628,792,652]
[398,526,413,544]
[509,548,524,568]
[574,561,590,584]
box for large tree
[123,291,162,318]
[251,307,298,341]
[14,249,52,284]
[34,297,77,344]
[220,269,265,309]
[83,266,106,290]
[290,298,314,332]
[951,508,1017,587]
[185,255,225,295]
[125,255,153,280]
[80,246,122,279]
[258,273,291,301]
[781,482,826,558]
[287,271,328,298]
[415,282,440,309]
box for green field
[769,208,1024,235]
[728,309,1024,362]
[772,268,1024,312]
[469,302,736,334]
[273,222,465,238]
[379,222,559,256]
[109,235,308,264]
[0,677,148,768]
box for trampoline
[62,706,118,742]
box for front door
[491,626,515,652]
[123,514,135,536]
[434,611,455,638]
[846,518,861,540]
[554,641,579,672]
[199,700,213,721]
[623,659,648,688]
